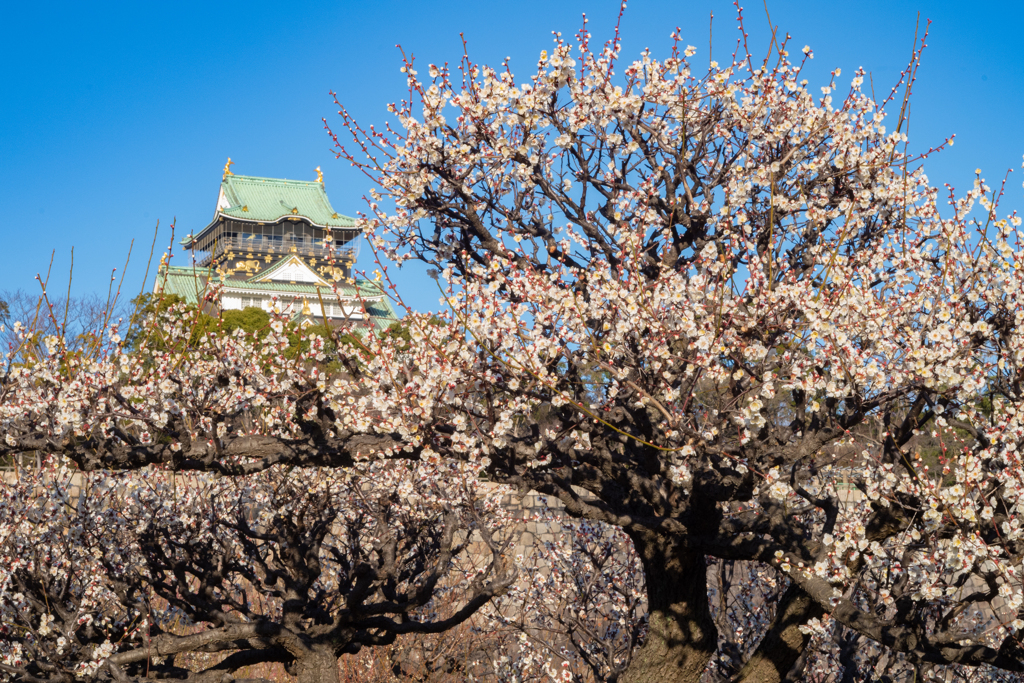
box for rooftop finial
[315,166,323,184]
[223,158,235,179]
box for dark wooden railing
[194,237,358,267]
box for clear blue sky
[2,0,1022,315]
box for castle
[154,160,398,333]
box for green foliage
[976,394,995,420]
[382,321,413,345]
[123,293,414,378]
[126,293,218,351]
[285,323,330,359]
[130,292,184,318]
[221,307,271,336]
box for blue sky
[2,0,1022,316]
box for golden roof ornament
[223,158,235,179]
[315,166,324,185]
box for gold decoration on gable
[320,266,347,282]
[231,259,262,274]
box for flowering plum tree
[319,8,1024,682]
[485,518,647,681]
[0,458,515,683]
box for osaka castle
[154,160,399,334]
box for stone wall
[457,483,630,580]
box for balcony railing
[194,236,358,267]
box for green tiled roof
[156,265,215,304]
[365,298,401,333]
[158,266,373,299]
[154,265,400,332]
[216,174,356,229]
[222,280,356,296]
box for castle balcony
[193,235,359,268]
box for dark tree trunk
[294,648,340,683]
[781,644,811,682]
[837,627,861,683]
[621,533,718,683]
[734,582,824,683]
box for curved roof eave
[182,212,359,247]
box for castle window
[240,296,264,310]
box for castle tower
[154,161,398,333]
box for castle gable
[251,255,328,286]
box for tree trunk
[294,648,340,683]
[621,533,718,683]
[734,582,824,683]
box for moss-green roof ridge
[217,174,356,229]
